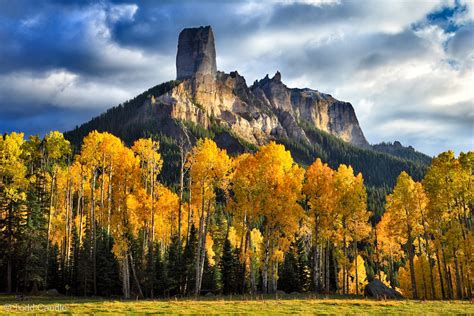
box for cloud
[0,0,472,156]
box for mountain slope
[373,141,431,165]
[64,25,429,216]
[65,80,427,188]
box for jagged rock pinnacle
[273,71,282,82]
[176,26,217,80]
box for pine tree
[220,238,236,295]
[68,224,80,296]
[166,235,184,296]
[96,229,120,296]
[183,225,198,295]
[46,244,61,290]
[296,236,311,292]
[154,244,167,297]
[278,248,299,293]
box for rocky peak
[273,71,282,82]
[176,26,217,80]
[168,25,369,148]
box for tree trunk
[441,243,453,299]
[100,156,105,219]
[178,149,185,246]
[248,229,256,295]
[421,216,436,299]
[435,247,445,299]
[389,245,395,290]
[343,235,347,294]
[197,201,212,293]
[459,259,467,299]
[407,231,418,299]
[78,180,84,244]
[150,167,155,244]
[325,240,330,293]
[64,178,71,265]
[313,244,320,292]
[122,254,130,299]
[45,172,55,287]
[333,248,338,293]
[194,187,206,296]
[271,260,278,293]
[458,215,472,298]
[186,175,192,245]
[90,171,97,296]
[194,214,204,295]
[149,166,155,298]
[453,251,462,299]
[129,252,144,298]
[262,238,270,294]
[107,165,113,239]
[355,243,359,295]
[313,221,320,292]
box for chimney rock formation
[176,26,217,80]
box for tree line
[0,131,471,299]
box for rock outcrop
[165,26,368,147]
[364,279,403,299]
[176,26,217,81]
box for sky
[0,0,473,156]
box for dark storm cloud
[0,105,102,137]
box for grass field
[0,294,472,315]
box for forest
[0,130,472,300]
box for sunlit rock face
[162,26,369,148]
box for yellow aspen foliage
[338,255,368,294]
[398,254,440,299]
[333,164,369,295]
[377,270,391,287]
[227,226,240,249]
[187,138,231,294]
[423,151,473,300]
[250,228,264,264]
[0,132,28,203]
[44,131,71,162]
[384,171,426,299]
[229,153,258,252]
[206,233,215,266]
[304,158,336,242]
[154,184,179,243]
[250,141,304,293]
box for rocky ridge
[154,25,370,148]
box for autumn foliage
[0,131,472,299]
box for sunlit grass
[0,294,472,315]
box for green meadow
[0,295,472,315]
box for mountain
[372,141,432,165]
[166,26,369,148]
[65,25,429,214]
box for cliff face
[159,26,369,148]
[176,26,217,81]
